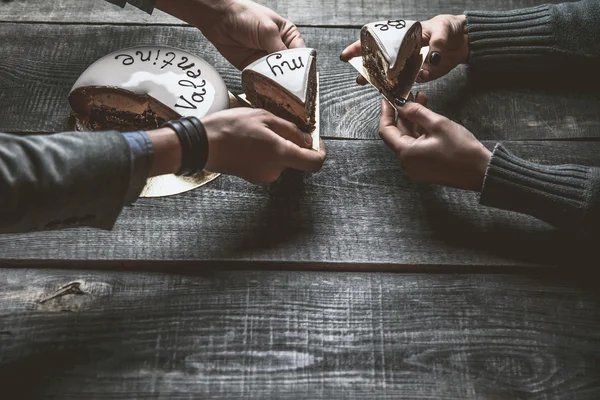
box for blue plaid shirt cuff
[122,131,154,204]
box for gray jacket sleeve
[0,131,133,233]
[104,0,155,14]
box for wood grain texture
[0,0,567,25]
[0,23,598,140]
[0,139,598,267]
[1,268,600,399]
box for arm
[480,144,600,233]
[378,95,600,234]
[104,0,305,70]
[466,0,600,73]
[0,108,325,234]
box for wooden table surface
[1,0,600,398]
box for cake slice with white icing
[242,48,318,133]
[68,46,229,132]
[361,20,423,101]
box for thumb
[418,30,449,83]
[395,101,442,133]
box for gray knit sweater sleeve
[480,144,600,233]
[465,0,600,71]
[466,1,600,233]
[105,0,155,14]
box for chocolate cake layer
[69,86,180,132]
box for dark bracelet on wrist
[161,116,209,176]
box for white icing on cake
[70,46,229,118]
[363,20,420,71]
[243,48,316,103]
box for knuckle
[430,116,446,130]
[274,141,290,163]
[257,109,271,119]
[406,104,423,120]
[433,36,448,48]
[266,22,280,34]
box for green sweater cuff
[465,4,556,67]
[480,143,600,233]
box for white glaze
[348,46,430,102]
[70,46,229,118]
[243,48,316,103]
[363,20,420,71]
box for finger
[415,69,430,83]
[266,114,313,148]
[426,29,447,66]
[419,31,451,82]
[420,20,433,46]
[379,99,397,131]
[379,99,415,156]
[381,98,417,139]
[394,100,442,133]
[413,91,429,136]
[282,141,326,172]
[357,75,368,85]
[239,50,268,70]
[393,96,420,139]
[281,22,306,48]
[340,40,362,62]
[415,91,428,107]
[261,24,288,53]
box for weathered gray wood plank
[0,23,598,141]
[1,268,599,399]
[0,139,597,267]
[0,0,567,26]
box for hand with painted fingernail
[418,14,470,83]
[340,41,369,85]
[379,93,490,191]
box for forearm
[480,143,600,234]
[155,0,234,27]
[465,0,600,72]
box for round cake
[69,46,230,197]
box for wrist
[200,114,220,173]
[470,144,492,192]
[146,127,182,177]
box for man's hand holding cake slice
[156,0,305,70]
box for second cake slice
[242,48,318,134]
